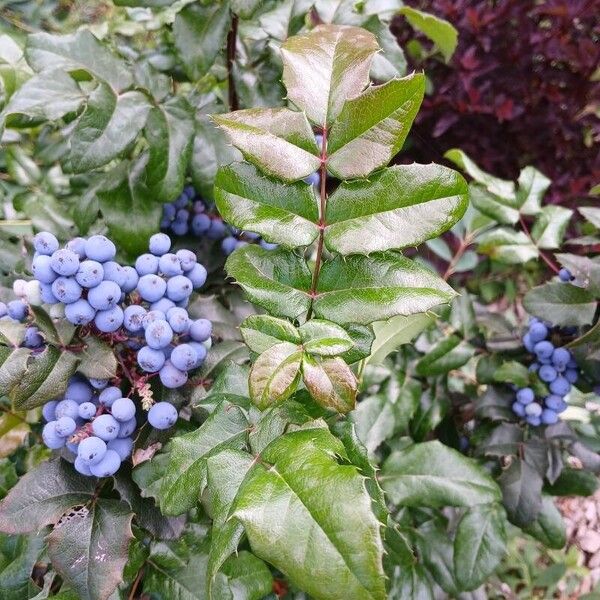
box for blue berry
[158,253,183,277]
[171,221,188,236]
[512,401,526,417]
[159,360,187,388]
[65,299,96,325]
[541,408,558,424]
[0,302,6,317]
[137,274,167,303]
[55,416,77,437]
[78,436,107,465]
[102,261,127,287]
[137,345,166,372]
[89,449,121,477]
[528,362,540,373]
[75,260,104,288]
[50,249,79,276]
[516,388,535,405]
[121,266,139,293]
[145,319,173,349]
[170,343,198,371]
[84,235,116,263]
[65,381,93,404]
[111,397,136,422]
[142,310,166,329]
[78,402,97,420]
[163,204,176,219]
[534,340,554,360]
[24,326,43,348]
[222,236,237,255]
[176,208,189,223]
[167,307,189,333]
[55,399,79,420]
[174,194,188,209]
[7,300,27,321]
[94,305,124,333]
[42,422,65,449]
[33,232,59,256]
[149,233,171,256]
[66,237,87,259]
[123,305,146,332]
[188,342,207,367]
[88,280,121,311]
[118,417,137,438]
[176,249,196,271]
[189,318,212,342]
[539,364,557,383]
[107,437,133,460]
[32,254,58,284]
[526,415,541,427]
[51,277,82,304]
[191,214,211,235]
[552,347,571,370]
[523,333,534,352]
[135,253,159,276]
[92,414,120,441]
[565,368,578,383]
[40,283,58,304]
[151,298,175,314]
[525,402,542,417]
[558,268,573,282]
[89,378,109,390]
[187,263,207,288]
[99,386,122,408]
[207,219,226,240]
[166,275,193,302]
[304,172,320,186]
[529,322,548,343]
[259,240,278,250]
[549,376,571,396]
[148,402,178,429]
[74,457,93,476]
[42,400,58,422]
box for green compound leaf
[142,96,194,203]
[579,206,600,229]
[313,253,457,325]
[240,315,301,354]
[0,459,95,534]
[232,428,386,600]
[25,30,133,92]
[173,1,231,80]
[516,165,551,215]
[498,459,543,527]
[523,494,566,549]
[453,504,507,591]
[281,24,379,126]
[468,184,520,225]
[47,499,134,600]
[415,334,475,376]
[524,281,597,327]
[298,319,354,356]
[1,69,85,126]
[380,440,501,508]
[324,163,468,254]
[531,205,573,249]
[249,342,303,410]
[68,82,151,173]
[302,355,357,413]
[477,228,539,264]
[132,402,248,516]
[225,246,312,320]
[327,74,425,179]
[212,109,321,182]
[398,7,458,62]
[214,162,319,247]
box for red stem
[519,215,560,274]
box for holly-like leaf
[498,459,543,527]
[232,428,387,600]
[327,74,425,179]
[468,184,520,225]
[324,163,468,253]
[77,338,118,381]
[523,495,566,549]
[298,320,354,356]
[314,253,457,325]
[240,315,301,354]
[524,282,596,327]
[414,520,458,595]
[142,96,194,203]
[213,109,321,182]
[47,499,133,600]
[26,30,132,92]
[68,82,151,173]
[1,70,85,126]
[350,394,397,458]
[453,504,507,591]
[579,206,600,229]
[516,166,550,215]
[173,2,231,80]
[302,355,357,413]
[281,25,379,126]
[132,402,248,516]
[214,162,319,247]
[225,245,312,320]
[10,346,79,410]
[477,228,538,264]
[398,7,457,62]
[415,335,475,376]
[0,533,44,600]
[531,205,573,249]
[249,342,303,409]
[0,413,29,459]
[493,361,530,388]
[0,460,95,534]
[380,441,501,508]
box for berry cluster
[512,317,579,426]
[42,375,178,477]
[159,187,278,255]
[31,231,211,389]
[0,292,44,350]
